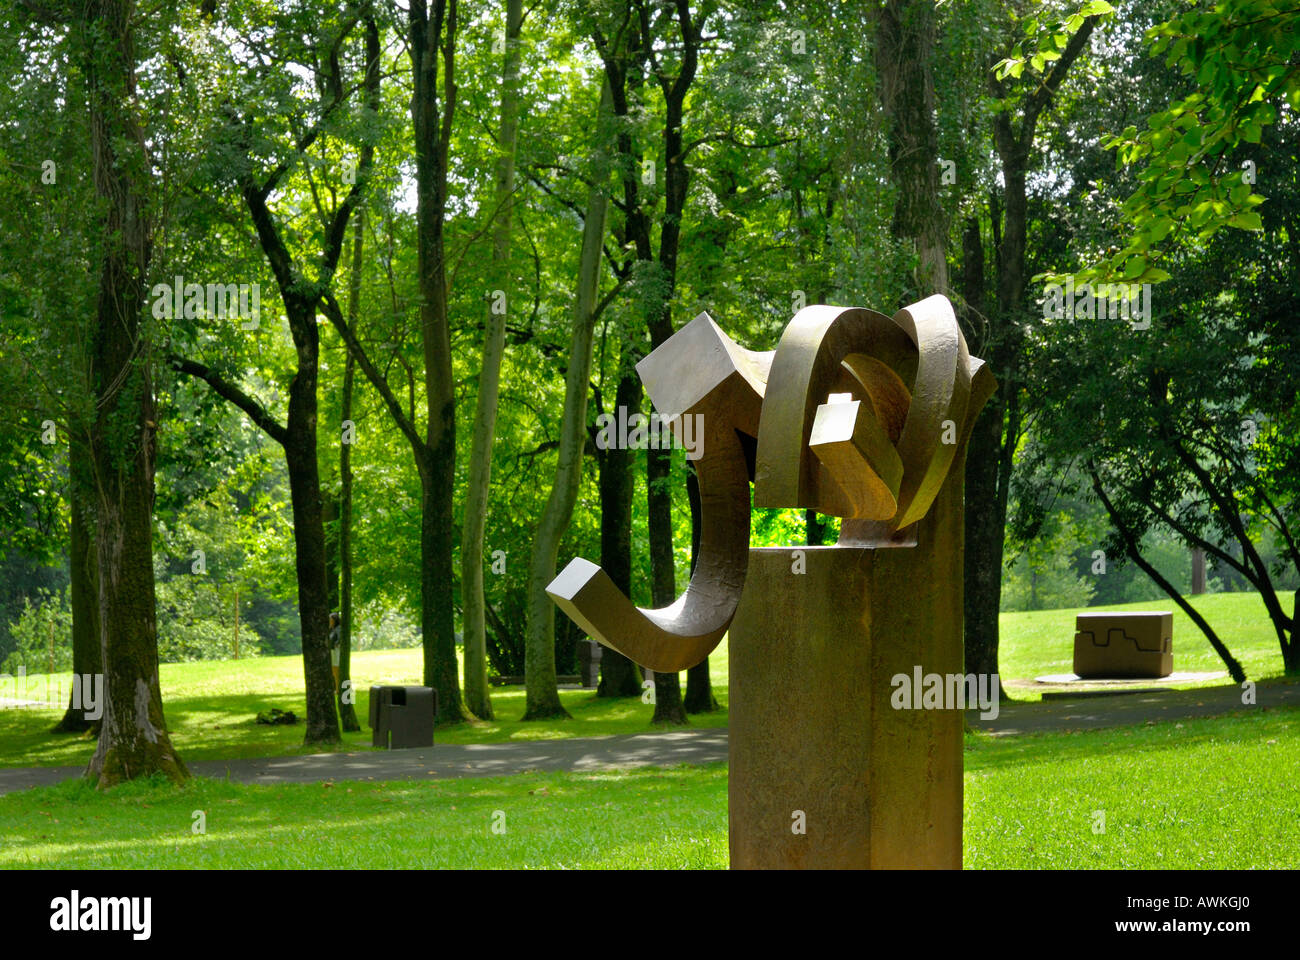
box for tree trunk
[595,370,643,698]
[638,0,700,727]
[1288,593,1300,675]
[966,14,1099,685]
[324,492,340,613]
[682,465,717,713]
[462,0,524,721]
[873,0,948,296]
[523,79,612,720]
[80,0,187,787]
[337,204,364,733]
[958,215,1004,681]
[805,508,826,547]
[648,446,687,725]
[55,436,100,735]
[409,0,466,722]
[283,318,341,745]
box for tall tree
[962,5,1104,684]
[591,0,712,723]
[173,9,379,743]
[327,0,467,722]
[462,0,526,721]
[593,374,643,698]
[76,0,187,785]
[522,78,614,720]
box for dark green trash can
[369,685,436,749]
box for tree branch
[169,356,289,446]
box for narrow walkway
[1,680,1294,796]
[0,729,729,796]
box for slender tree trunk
[55,437,100,734]
[410,0,466,722]
[1288,593,1300,675]
[523,79,612,720]
[1191,546,1206,595]
[462,0,524,721]
[338,208,364,733]
[595,371,643,697]
[805,508,826,546]
[639,1,700,727]
[648,446,686,725]
[959,215,1005,682]
[682,465,717,713]
[324,492,340,614]
[80,0,187,787]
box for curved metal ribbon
[547,296,996,671]
[754,295,981,533]
[547,313,767,672]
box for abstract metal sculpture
[548,295,994,868]
[1074,612,1174,679]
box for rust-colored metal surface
[548,313,766,672]
[729,449,968,869]
[1074,612,1174,679]
[546,295,993,868]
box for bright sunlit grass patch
[2,705,1295,868]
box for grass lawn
[998,590,1290,699]
[0,590,1291,769]
[0,646,732,769]
[1,704,1295,869]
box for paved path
[1,680,1295,796]
[0,729,730,796]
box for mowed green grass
[1,705,1295,869]
[0,589,1290,768]
[998,591,1289,700]
[0,646,730,769]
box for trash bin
[576,639,602,688]
[369,685,436,749]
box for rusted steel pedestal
[729,466,966,869]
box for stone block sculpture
[1073,612,1174,679]
[547,295,993,869]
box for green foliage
[350,601,421,652]
[993,1,1115,82]
[1,587,72,675]
[1001,511,1096,612]
[1077,0,1300,285]
[155,574,263,663]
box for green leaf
[1147,218,1175,243]
[1123,255,1147,279]
[1228,211,1263,231]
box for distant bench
[1074,611,1173,679]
